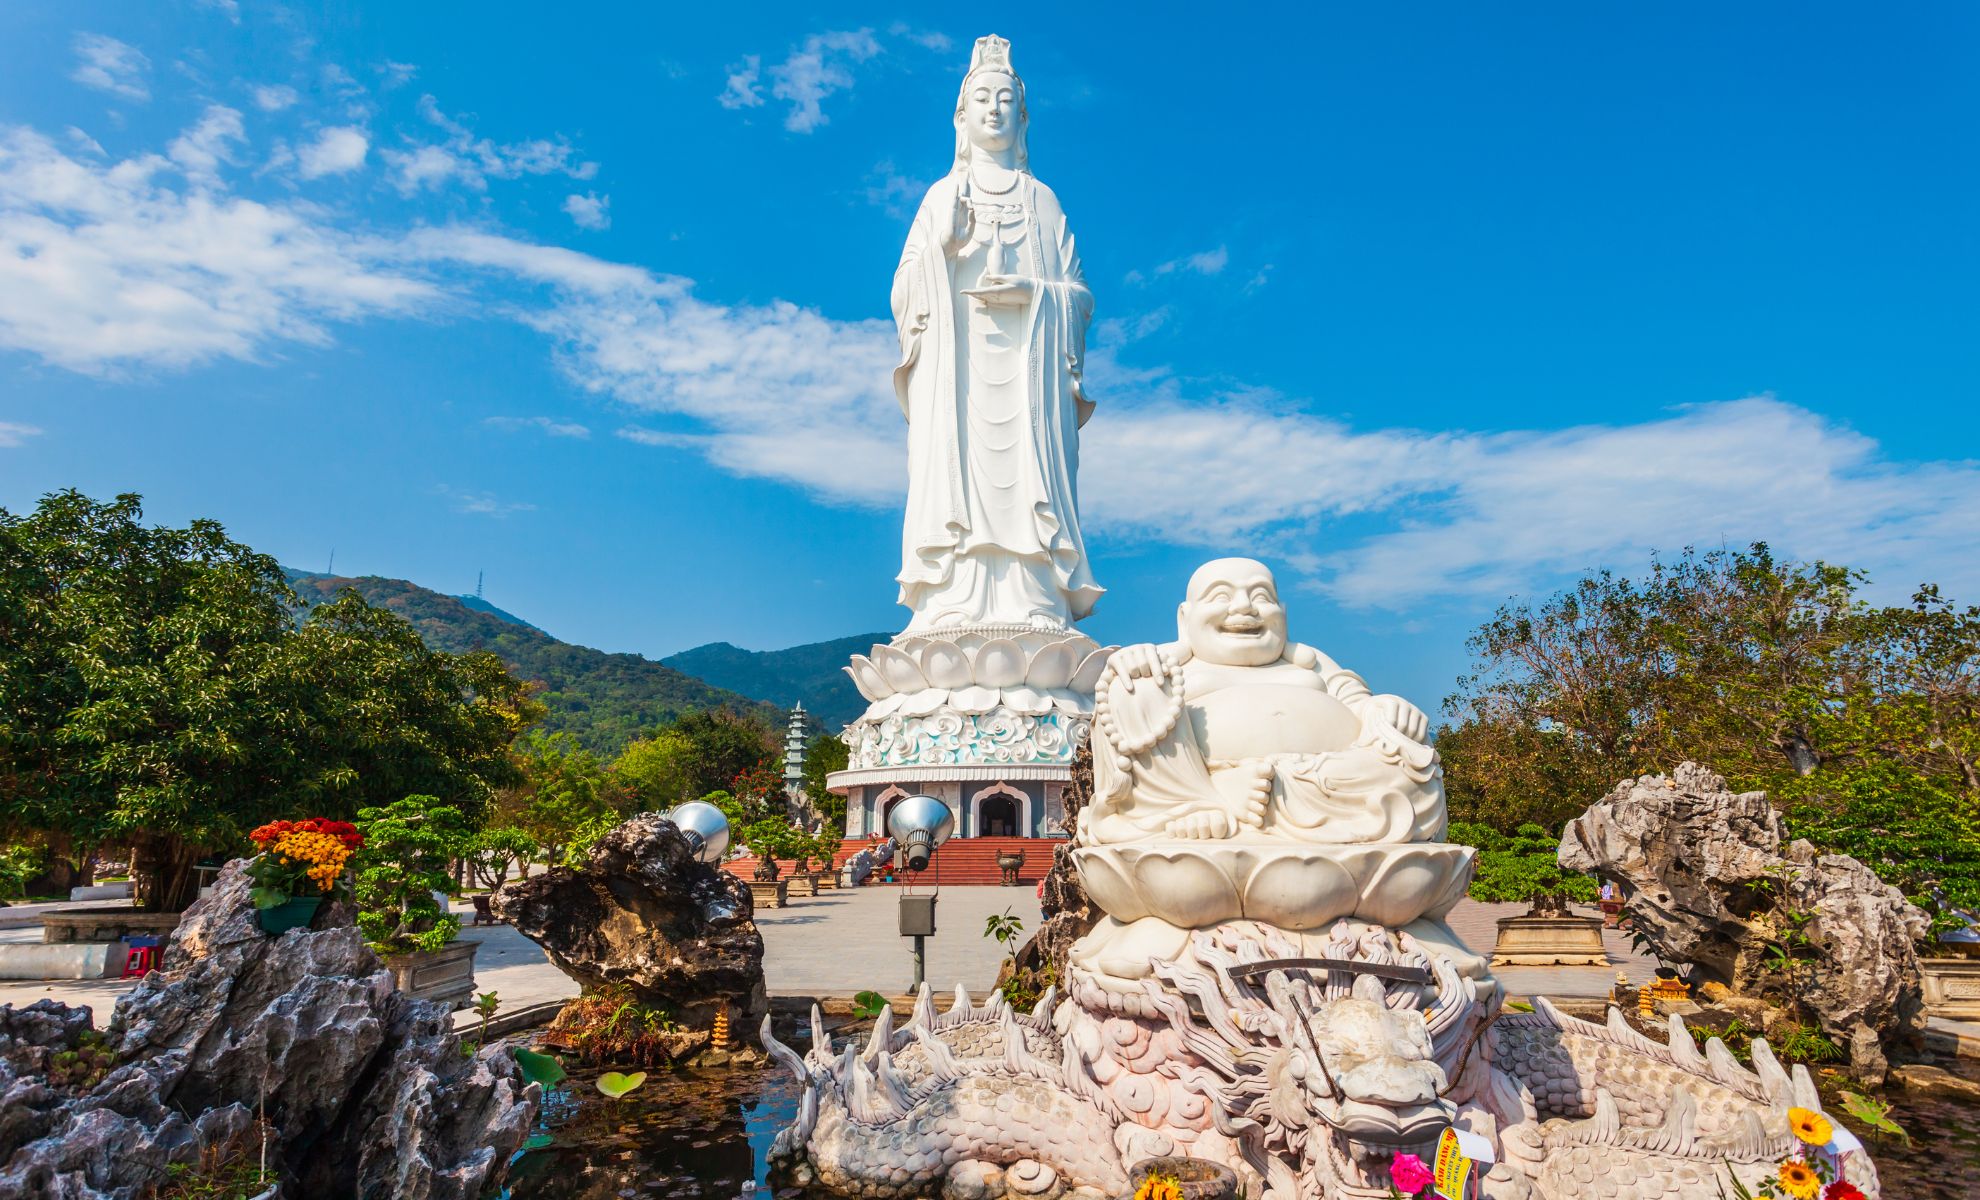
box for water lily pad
[521,1132,554,1152]
[596,1070,647,1098]
[512,1047,566,1088]
[852,990,889,1019]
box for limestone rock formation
[1559,761,1929,1081]
[493,812,767,1026]
[0,861,538,1199]
[1011,740,1098,983]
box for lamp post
[665,801,732,864]
[887,794,955,990]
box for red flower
[1824,1184,1866,1200]
[249,820,294,845]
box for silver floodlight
[887,794,955,874]
[665,801,731,864]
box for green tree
[0,491,541,909]
[803,732,850,830]
[1446,821,1598,904]
[612,729,698,809]
[502,730,623,864]
[354,796,471,954]
[1440,543,1980,933]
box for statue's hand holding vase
[962,273,1035,308]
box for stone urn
[997,849,1026,887]
[1125,1156,1239,1200]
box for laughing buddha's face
[1179,558,1288,667]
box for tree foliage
[1441,543,1980,929]
[1446,821,1598,904]
[354,796,470,954]
[0,491,541,909]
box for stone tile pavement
[0,890,1666,1029]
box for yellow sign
[1433,1127,1494,1200]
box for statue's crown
[966,34,1018,82]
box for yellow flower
[1788,1107,1832,1146]
[1776,1159,1820,1200]
[1134,1178,1183,1200]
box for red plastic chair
[121,936,162,978]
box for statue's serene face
[961,70,1020,154]
[1179,558,1288,667]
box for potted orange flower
[246,819,363,934]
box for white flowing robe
[891,172,1103,629]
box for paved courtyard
[0,888,1696,1026]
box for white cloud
[321,64,365,100]
[4,105,1970,612]
[71,34,151,103]
[433,485,534,517]
[563,191,610,230]
[195,0,241,22]
[1135,246,1229,283]
[65,127,106,157]
[378,61,418,89]
[296,126,368,178]
[771,30,882,133]
[0,421,43,448]
[252,84,299,112]
[887,25,953,52]
[864,160,926,219]
[718,56,765,110]
[485,415,590,439]
[722,31,883,132]
[166,105,245,180]
[0,121,436,374]
[382,95,596,195]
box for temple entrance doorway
[978,794,1019,837]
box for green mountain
[662,633,888,731]
[286,571,778,755]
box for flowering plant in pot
[245,819,363,934]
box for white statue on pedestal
[892,34,1102,632]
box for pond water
[496,1047,1980,1200]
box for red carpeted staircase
[723,836,1063,886]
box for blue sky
[3,2,1976,714]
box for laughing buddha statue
[1083,558,1446,848]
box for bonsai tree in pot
[355,796,480,1005]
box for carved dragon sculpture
[763,922,1881,1200]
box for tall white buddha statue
[891,35,1102,633]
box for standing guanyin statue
[891,33,1102,633]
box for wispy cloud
[251,84,299,112]
[296,126,368,178]
[563,191,610,230]
[377,61,418,90]
[0,120,435,374]
[71,34,151,103]
[887,24,953,53]
[194,0,241,23]
[717,57,765,111]
[433,484,534,518]
[864,160,926,219]
[0,421,43,448]
[383,95,597,195]
[720,30,883,133]
[1127,246,1230,285]
[3,104,1974,612]
[485,415,590,439]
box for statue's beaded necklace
[1091,646,1187,764]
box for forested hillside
[662,632,888,730]
[287,571,778,754]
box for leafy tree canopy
[0,491,541,908]
[1441,543,1980,929]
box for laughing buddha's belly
[1188,684,1362,762]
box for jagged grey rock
[1009,741,1098,985]
[0,860,538,1199]
[493,812,768,1027]
[1559,761,1929,1082]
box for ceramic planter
[255,897,323,935]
